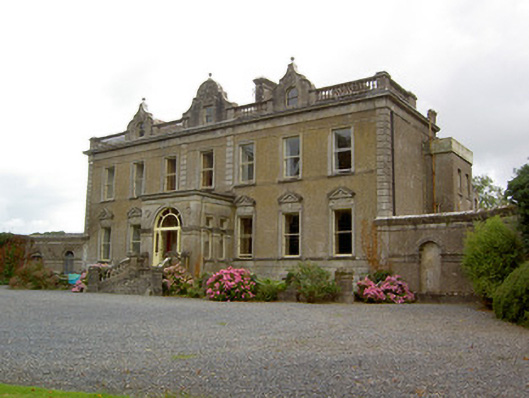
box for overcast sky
[0,0,528,234]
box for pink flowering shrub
[205,266,256,301]
[72,263,109,293]
[163,264,194,296]
[357,274,415,304]
[71,271,87,293]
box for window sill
[278,177,301,184]
[100,199,115,203]
[234,181,256,188]
[329,170,354,178]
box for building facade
[82,61,473,280]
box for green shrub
[493,262,529,327]
[286,262,340,303]
[369,269,393,284]
[255,278,287,301]
[9,260,60,290]
[462,216,524,305]
[0,233,27,284]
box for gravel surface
[0,286,528,398]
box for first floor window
[164,157,177,191]
[283,136,300,178]
[238,216,253,258]
[100,227,112,261]
[283,213,300,257]
[201,150,214,188]
[333,128,352,173]
[132,161,144,198]
[103,166,115,200]
[239,143,255,183]
[131,225,141,254]
[334,209,353,255]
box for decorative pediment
[328,187,355,201]
[182,76,237,128]
[98,208,114,221]
[126,99,154,140]
[127,207,142,219]
[278,192,303,204]
[272,58,315,111]
[234,195,256,207]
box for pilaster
[376,108,394,217]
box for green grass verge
[0,383,128,398]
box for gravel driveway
[0,286,527,398]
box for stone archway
[419,241,442,294]
[152,208,182,266]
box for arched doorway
[153,208,182,266]
[64,251,74,274]
[419,242,441,294]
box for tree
[473,175,507,209]
[462,216,524,306]
[505,163,529,251]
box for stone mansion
[33,60,482,294]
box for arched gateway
[152,208,182,266]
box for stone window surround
[328,187,355,257]
[281,135,302,180]
[163,155,178,192]
[236,141,256,185]
[330,126,354,175]
[101,165,116,202]
[130,161,145,199]
[99,227,112,262]
[200,150,215,189]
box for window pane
[284,213,300,256]
[336,151,351,171]
[335,129,351,149]
[287,88,298,107]
[239,217,253,257]
[335,209,352,255]
[202,151,213,168]
[285,137,300,156]
[240,144,255,183]
[286,158,300,177]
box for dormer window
[138,122,145,137]
[204,106,214,124]
[286,87,298,107]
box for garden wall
[375,206,516,299]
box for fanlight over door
[153,208,182,266]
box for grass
[171,353,197,360]
[0,384,202,398]
[0,383,128,398]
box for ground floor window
[238,216,253,258]
[100,227,111,261]
[130,225,141,254]
[283,212,300,257]
[153,208,182,266]
[334,209,353,255]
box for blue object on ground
[68,273,81,284]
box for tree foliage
[473,175,507,209]
[493,261,529,327]
[505,163,529,250]
[462,216,524,306]
[0,233,28,284]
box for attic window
[139,122,145,137]
[286,87,298,107]
[204,106,214,124]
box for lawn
[0,384,128,398]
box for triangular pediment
[234,195,256,207]
[98,208,114,221]
[127,207,142,219]
[278,192,303,204]
[328,187,355,200]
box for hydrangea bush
[205,266,256,301]
[357,274,415,304]
[163,264,194,296]
[72,263,110,293]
